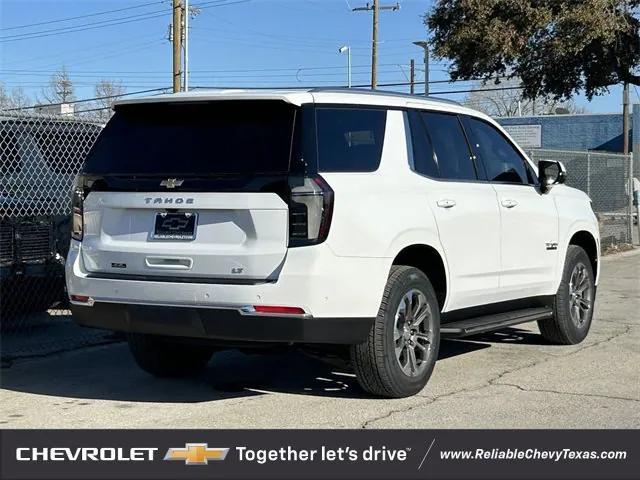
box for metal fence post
[586,151,591,198]
[633,104,640,245]
[630,153,636,245]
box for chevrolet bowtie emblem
[164,443,229,465]
[160,178,184,189]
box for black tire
[538,245,595,345]
[350,265,440,398]
[127,333,214,377]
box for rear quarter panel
[321,110,442,260]
[320,110,447,313]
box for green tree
[426,0,640,100]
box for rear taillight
[70,294,94,306]
[252,305,306,315]
[288,175,334,247]
[71,175,84,241]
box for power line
[0,0,248,43]
[2,63,398,75]
[2,63,452,78]
[75,105,121,114]
[4,77,522,112]
[183,82,520,93]
[1,69,405,79]
[3,76,515,92]
[1,32,162,69]
[197,0,252,11]
[3,87,170,112]
[0,1,167,32]
[0,11,170,43]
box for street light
[338,45,352,88]
[413,40,429,96]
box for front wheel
[127,333,214,377]
[538,245,595,345]
[350,265,440,398]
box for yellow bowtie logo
[164,443,229,465]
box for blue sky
[0,0,634,112]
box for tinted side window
[465,117,530,184]
[407,111,439,177]
[316,108,386,172]
[421,112,476,181]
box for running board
[441,307,553,338]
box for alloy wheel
[393,289,433,376]
[568,262,592,328]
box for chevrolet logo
[160,178,184,189]
[164,443,229,465]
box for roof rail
[308,87,462,106]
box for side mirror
[538,160,567,193]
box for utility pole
[409,59,415,95]
[184,0,189,92]
[172,0,183,93]
[413,40,429,95]
[182,3,200,93]
[353,1,400,90]
[623,82,630,154]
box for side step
[441,307,553,338]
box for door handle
[436,199,456,208]
[501,199,518,208]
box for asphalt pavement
[1,250,638,428]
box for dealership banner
[1,429,637,479]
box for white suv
[66,89,600,398]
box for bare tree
[8,87,30,109]
[0,82,32,110]
[0,83,10,109]
[464,78,589,117]
[90,79,125,122]
[39,66,75,104]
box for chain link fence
[1,110,104,342]
[528,149,635,246]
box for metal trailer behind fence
[0,111,636,334]
[0,111,103,332]
[528,149,634,246]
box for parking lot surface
[1,250,639,429]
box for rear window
[316,107,387,172]
[83,101,297,175]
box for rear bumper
[72,302,374,345]
[66,240,390,319]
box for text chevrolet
[66,89,600,398]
